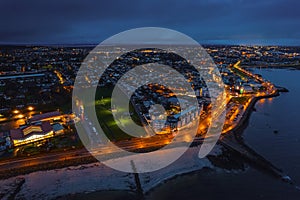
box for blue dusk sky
[0,0,299,45]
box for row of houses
[150,105,202,133]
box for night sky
[0,0,299,45]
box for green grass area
[95,106,133,141]
[93,86,143,141]
[78,85,144,141]
[230,67,250,81]
[231,96,250,104]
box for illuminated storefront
[12,131,54,146]
[10,121,55,147]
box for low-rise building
[10,121,54,147]
[52,123,64,135]
[29,111,62,123]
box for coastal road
[0,132,205,172]
[0,148,89,171]
[0,112,207,172]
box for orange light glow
[27,106,34,111]
[17,114,24,119]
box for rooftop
[10,121,53,140]
[29,111,61,123]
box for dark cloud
[0,0,299,45]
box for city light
[17,114,24,119]
[13,110,20,114]
[28,106,34,111]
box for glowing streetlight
[27,106,34,111]
[13,110,19,114]
[17,114,24,119]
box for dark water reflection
[146,68,300,200]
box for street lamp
[13,110,19,114]
[27,106,34,111]
[17,114,24,119]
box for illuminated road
[0,148,89,171]
[0,133,205,172]
[0,111,205,171]
[0,61,279,175]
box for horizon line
[0,42,299,48]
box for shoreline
[219,86,295,184]
[0,88,289,198]
[0,70,291,198]
[227,83,289,138]
[2,89,286,199]
[0,146,217,199]
[243,64,300,70]
[143,86,290,197]
[225,89,281,136]
[0,88,288,198]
